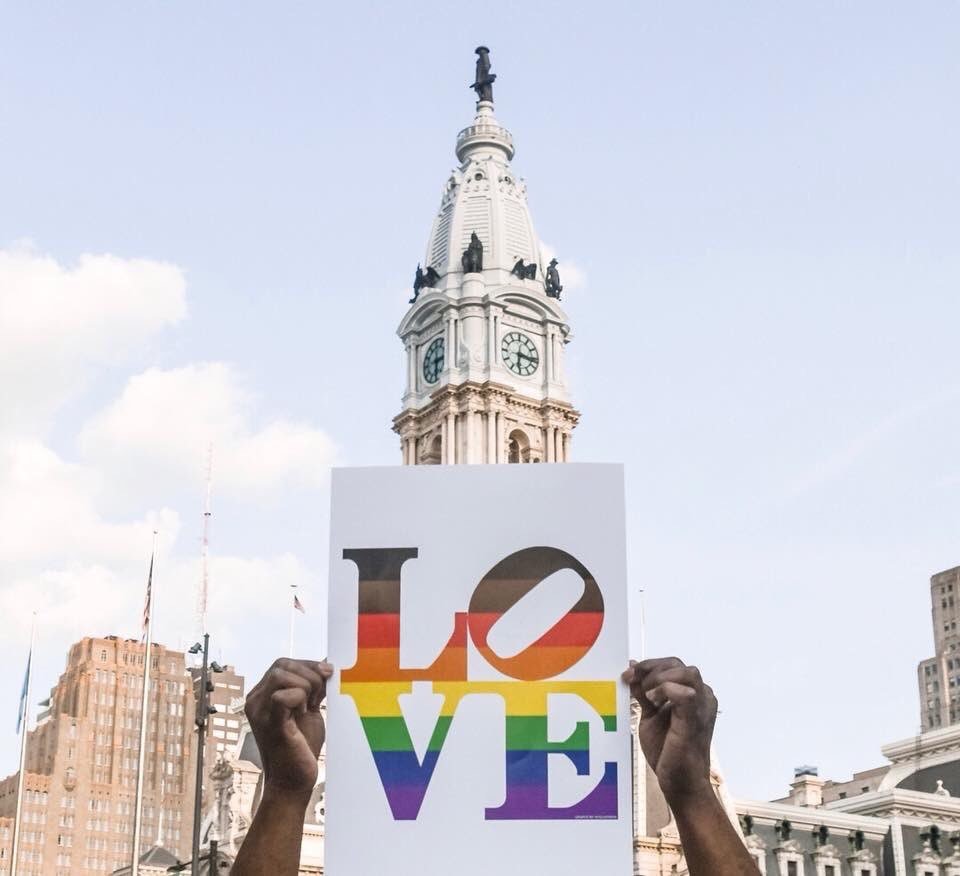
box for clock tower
[393,48,579,465]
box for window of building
[787,862,797,876]
[100,650,107,661]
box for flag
[141,553,154,642]
[16,651,31,735]
[294,594,306,614]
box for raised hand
[622,657,717,805]
[622,657,758,875]
[244,658,333,798]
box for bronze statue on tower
[470,46,496,103]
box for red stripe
[357,613,401,648]
[468,611,603,648]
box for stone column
[546,425,556,463]
[406,342,415,394]
[544,328,554,385]
[445,315,454,372]
[494,412,502,462]
[466,409,477,464]
[446,412,456,464]
[562,432,569,461]
[486,411,496,463]
[487,311,496,371]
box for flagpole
[288,585,297,658]
[132,531,159,875]
[11,614,36,876]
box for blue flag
[16,651,31,735]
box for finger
[249,669,312,718]
[622,657,686,689]
[271,658,330,688]
[640,666,703,699]
[634,656,686,678]
[271,686,308,719]
[267,660,330,710]
[645,681,697,712]
[247,657,325,698]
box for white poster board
[325,463,632,875]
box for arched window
[507,429,530,464]
[420,433,443,465]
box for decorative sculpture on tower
[511,258,537,280]
[461,231,483,273]
[545,257,563,299]
[471,46,496,102]
[409,263,440,303]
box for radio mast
[198,444,213,639]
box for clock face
[501,331,539,376]
[422,336,444,384]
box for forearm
[232,787,310,876]
[670,789,759,876]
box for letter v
[342,683,466,820]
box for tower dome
[423,101,540,279]
[394,49,579,466]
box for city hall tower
[393,48,579,465]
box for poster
[325,463,632,875]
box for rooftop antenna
[198,444,213,641]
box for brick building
[0,636,198,875]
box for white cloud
[0,437,179,571]
[0,243,187,431]
[79,362,337,493]
[0,243,334,759]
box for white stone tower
[393,50,579,465]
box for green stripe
[506,716,617,751]
[360,716,453,751]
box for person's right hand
[244,658,333,799]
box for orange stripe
[474,645,593,681]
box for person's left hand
[244,658,333,799]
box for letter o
[467,546,604,680]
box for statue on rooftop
[462,232,483,273]
[471,46,496,103]
[409,264,440,303]
[545,258,563,299]
[511,258,537,280]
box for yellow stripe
[340,680,617,718]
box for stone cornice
[735,798,889,836]
[824,788,960,826]
[883,725,960,763]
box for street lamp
[189,634,224,876]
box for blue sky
[1,1,959,801]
